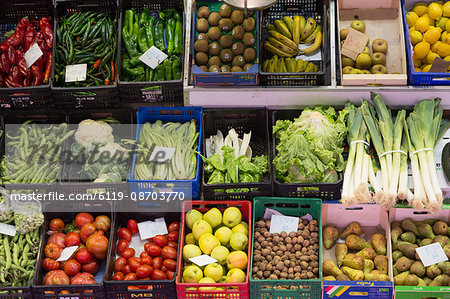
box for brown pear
[398,243,418,259]
[356,247,376,260]
[417,223,436,239]
[444,244,450,259]
[437,261,450,276]
[410,260,426,277]
[342,266,365,281]
[363,259,374,275]
[393,265,399,276]
[392,250,404,263]
[335,243,348,267]
[371,233,387,255]
[391,222,402,229]
[396,256,414,272]
[394,271,410,286]
[429,274,450,286]
[346,234,372,250]
[426,264,441,279]
[391,226,403,243]
[336,273,351,281]
[323,260,343,277]
[340,222,362,239]
[401,219,420,236]
[400,232,416,244]
[404,274,419,286]
[424,277,432,285]
[324,225,339,249]
[432,235,450,248]
[417,278,427,286]
[323,276,337,281]
[374,255,388,275]
[365,270,390,281]
[342,254,365,270]
[419,238,433,247]
[432,221,448,236]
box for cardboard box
[337,0,407,85]
[322,204,394,299]
[390,207,450,299]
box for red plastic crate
[175,201,251,299]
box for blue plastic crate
[129,107,203,199]
[402,0,450,85]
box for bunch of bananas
[262,55,318,73]
[264,15,322,57]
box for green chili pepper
[124,9,135,35]
[173,58,182,80]
[146,15,156,48]
[164,60,173,81]
[165,18,176,55]
[174,12,183,55]
[122,54,145,78]
[138,27,149,53]
[156,64,165,81]
[154,19,166,51]
[122,26,139,58]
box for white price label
[57,246,79,262]
[65,64,87,83]
[269,215,299,234]
[138,219,168,240]
[139,46,168,69]
[415,243,449,267]
[189,254,217,267]
[24,43,43,68]
[0,223,16,237]
[263,208,283,220]
[149,146,176,163]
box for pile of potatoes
[391,219,450,286]
[252,217,320,283]
[322,221,390,281]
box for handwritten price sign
[342,28,369,60]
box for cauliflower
[98,142,126,156]
[74,119,114,147]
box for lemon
[438,42,450,56]
[406,11,419,27]
[446,20,450,32]
[426,52,440,64]
[413,56,423,67]
[422,57,429,65]
[423,13,435,25]
[444,2,450,17]
[431,41,443,52]
[415,15,430,32]
[424,26,442,44]
[412,3,428,17]
[428,3,443,19]
[414,41,431,58]
[436,17,449,30]
[444,55,450,61]
[410,30,423,45]
[414,66,423,72]
[409,26,417,33]
[422,64,432,72]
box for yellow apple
[226,268,246,283]
[193,220,212,240]
[186,209,203,229]
[204,263,224,282]
[198,233,220,254]
[211,245,229,266]
[183,265,203,283]
[183,244,202,261]
[226,251,248,270]
[230,232,248,251]
[203,208,222,228]
[222,207,242,228]
[232,223,249,236]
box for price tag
[189,254,217,267]
[57,246,79,262]
[149,146,176,163]
[341,28,369,60]
[269,215,299,234]
[139,46,168,69]
[263,208,283,220]
[65,64,87,83]
[415,243,449,267]
[0,223,16,237]
[138,219,168,240]
[429,57,450,73]
[24,43,43,68]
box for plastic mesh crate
[250,197,322,299]
[259,0,330,86]
[202,108,272,200]
[0,0,54,109]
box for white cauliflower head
[74,119,114,146]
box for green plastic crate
[250,197,323,299]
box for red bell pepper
[7,45,16,64]
[39,17,53,49]
[15,50,30,77]
[24,23,35,51]
[0,52,10,74]
[0,18,29,51]
[10,65,22,84]
[31,65,43,86]
[4,78,22,87]
[23,76,32,87]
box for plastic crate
[117,0,184,104]
[0,0,54,109]
[32,201,113,299]
[402,0,450,85]
[129,107,203,200]
[175,200,251,299]
[202,108,272,200]
[259,0,330,86]
[51,0,119,108]
[59,108,133,195]
[271,110,342,200]
[104,201,181,299]
[250,197,322,299]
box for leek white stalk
[388,110,406,199]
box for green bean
[21,244,29,267]
[12,243,18,266]
[0,259,27,274]
[4,236,11,271]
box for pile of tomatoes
[42,213,110,286]
[112,219,180,284]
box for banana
[301,17,316,41]
[299,16,306,39]
[283,16,294,34]
[262,59,270,72]
[280,58,287,72]
[275,58,283,72]
[304,62,315,72]
[264,42,293,57]
[267,24,276,31]
[285,58,296,72]
[274,20,292,39]
[268,55,277,72]
[313,64,318,72]
[293,15,301,45]
[269,30,298,51]
[304,25,321,44]
[267,37,298,55]
[295,58,304,72]
[302,60,309,71]
[301,31,322,55]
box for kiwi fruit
[197,33,209,42]
[231,10,244,25]
[232,55,245,67]
[219,35,233,49]
[208,27,221,41]
[208,12,221,26]
[199,65,208,72]
[208,56,221,67]
[231,42,244,55]
[231,66,243,72]
[220,49,233,63]
[219,4,232,18]
[209,65,220,72]
[243,18,255,32]
[219,18,233,31]
[243,48,256,62]
[197,18,209,33]
[197,6,210,19]
[232,26,244,40]
[208,42,220,56]
[243,32,255,47]
[194,40,209,53]
[220,65,231,72]
[243,64,253,71]
[196,52,209,65]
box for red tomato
[112,272,124,281]
[114,257,127,273]
[146,244,161,257]
[128,257,141,272]
[75,213,94,228]
[136,265,153,278]
[140,277,150,281]
[144,242,153,252]
[118,228,132,242]
[65,232,81,247]
[166,270,175,280]
[64,260,81,276]
[80,223,96,243]
[121,248,135,259]
[128,286,140,290]
[75,248,93,265]
[167,242,178,249]
[127,219,139,234]
[49,218,65,232]
[117,239,129,254]
[154,235,168,248]
[122,264,132,275]
[124,273,138,281]
[161,246,177,260]
[48,233,66,249]
[82,258,99,274]
[86,233,109,258]
[45,243,62,259]
[94,215,110,232]
[163,259,177,272]
[167,231,179,242]
[140,251,149,258]
[70,272,97,285]
[152,257,163,270]
[141,256,152,266]
[151,269,167,280]
[161,266,167,272]
[43,270,70,285]
[168,221,180,232]
[43,258,61,271]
